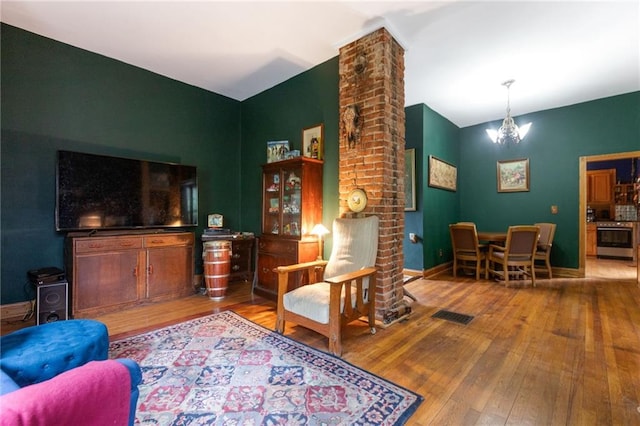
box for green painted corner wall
[404,105,424,270]
[421,105,461,269]
[239,57,340,256]
[1,24,241,304]
[459,92,640,269]
[2,22,638,305]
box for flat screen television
[56,150,198,231]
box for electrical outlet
[438,248,443,257]
[409,233,418,243]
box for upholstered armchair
[275,215,379,356]
[533,222,557,278]
[486,225,540,287]
[449,222,487,280]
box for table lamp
[311,223,330,260]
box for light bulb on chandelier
[486,79,532,145]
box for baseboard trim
[422,262,453,278]
[1,300,35,321]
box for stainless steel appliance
[596,221,636,260]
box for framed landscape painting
[428,155,457,192]
[497,158,529,192]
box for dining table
[477,231,507,244]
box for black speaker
[36,281,68,325]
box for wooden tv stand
[65,230,195,318]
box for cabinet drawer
[144,233,194,248]
[74,237,142,253]
[258,238,298,256]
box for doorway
[579,150,640,281]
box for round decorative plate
[347,188,367,212]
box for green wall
[459,92,640,269]
[240,58,340,255]
[404,105,424,270]
[2,22,638,306]
[421,105,461,269]
[1,24,241,304]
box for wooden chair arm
[274,260,328,275]
[324,267,377,285]
[326,267,377,321]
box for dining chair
[449,223,487,280]
[533,222,557,278]
[486,225,540,287]
[274,215,378,356]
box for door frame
[579,150,640,276]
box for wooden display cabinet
[66,231,194,317]
[255,157,323,300]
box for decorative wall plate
[347,188,367,213]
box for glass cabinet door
[281,166,302,236]
[262,164,303,237]
[263,171,281,235]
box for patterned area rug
[109,311,423,425]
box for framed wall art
[497,158,530,192]
[302,123,323,160]
[428,155,457,192]
[404,149,416,211]
[267,140,289,163]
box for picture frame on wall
[302,123,324,160]
[497,158,530,192]
[267,140,289,163]
[405,149,416,211]
[428,155,457,192]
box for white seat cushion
[283,282,359,325]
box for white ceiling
[1,1,638,127]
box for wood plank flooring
[3,259,640,425]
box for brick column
[338,28,405,321]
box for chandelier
[486,79,531,145]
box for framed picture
[207,213,223,228]
[302,123,323,160]
[497,158,530,192]
[267,140,289,163]
[404,149,416,211]
[428,155,457,191]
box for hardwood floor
[3,260,639,425]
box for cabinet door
[73,251,141,314]
[588,169,614,203]
[230,239,254,281]
[146,246,194,299]
[263,170,282,235]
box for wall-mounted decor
[497,158,530,192]
[207,213,223,228]
[342,105,360,148]
[267,140,289,163]
[302,124,324,160]
[405,149,416,211]
[428,155,457,192]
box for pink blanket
[1,360,131,426]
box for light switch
[551,205,558,214]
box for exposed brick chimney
[338,28,406,321]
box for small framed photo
[497,158,530,192]
[428,155,457,192]
[267,140,289,163]
[207,213,223,228]
[302,124,323,160]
